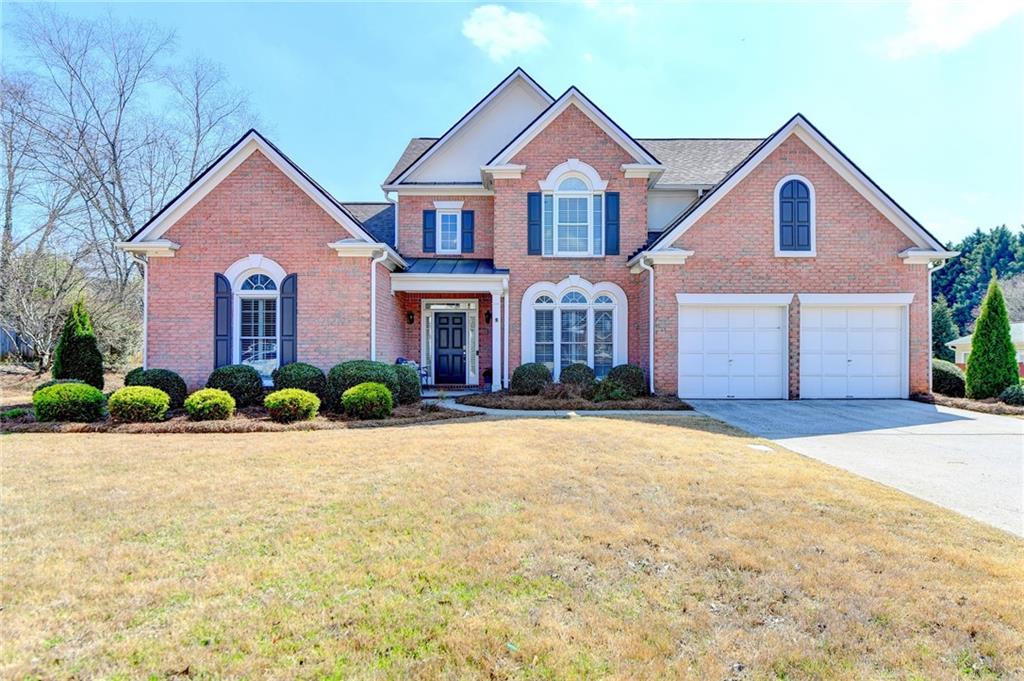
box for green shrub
[559,363,596,388]
[264,388,320,423]
[593,378,630,402]
[966,277,1019,399]
[33,378,85,395]
[327,361,400,410]
[33,382,106,422]
[206,364,264,407]
[272,362,327,400]
[606,364,647,398]
[125,368,187,409]
[108,386,169,422]
[51,299,104,389]
[931,359,965,397]
[184,388,236,421]
[510,363,552,395]
[393,363,422,405]
[999,384,1024,406]
[1,407,28,421]
[341,381,393,420]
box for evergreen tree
[51,299,104,389]
[965,276,1018,399]
[931,294,958,362]
[933,225,1024,331]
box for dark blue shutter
[527,192,542,255]
[280,273,297,366]
[214,273,232,368]
[422,210,436,253]
[604,192,620,255]
[461,210,474,253]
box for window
[541,173,604,257]
[241,274,276,291]
[240,298,277,379]
[438,211,461,254]
[775,175,815,256]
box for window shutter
[214,273,232,368]
[423,210,436,253]
[604,192,620,255]
[280,273,297,366]
[461,210,475,253]
[527,192,542,255]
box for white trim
[391,273,507,295]
[227,254,285,387]
[539,159,608,191]
[899,247,959,265]
[651,115,945,254]
[491,291,502,391]
[774,174,816,257]
[621,163,667,179]
[798,293,913,306]
[116,239,180,257]
[490,88,661,167]
[435,208,462,255]
[628,248,693,271]
[224,254,287,287]
[433,200,465,210]
[676,293,795,306]
[480,164,525,182]
[384,184,494,196]
[389,69,554,187]
[503,290,510,389]
[419,299,480,386]
[327,239,406,270]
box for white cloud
[885,0,1024,59]
[462,5,548,62]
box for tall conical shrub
[52,299,104,389]
[965,276,1017,399]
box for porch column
[491,290,502,392]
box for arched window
[240,274,277,291]
[775,175,815,256]
[224,255,286,382]
[539,160,607,257]
[522,277,628,380]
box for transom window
[542,172,604,257]
[241,273,276,291]
[438,210,461,254]
[529,285,620,379]
[775,175,815,256]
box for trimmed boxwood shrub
[184,388,236,421]
[327,361,400,410]
[33,382,106,422]
[264,388,320,423]
[932,359,965,398]
[510,363,552,395]
[606,364,646,398]
[341,381,393,420]
[206,364,264,407]
[272,362,328,400]
[51,299,104,389]
[999,384,1024,406]
[125,368,187,409]
[393,363,422,405]
[33,378,85,395]
[108,386,169,422]
[124,367,145,385]
[559,363,596,388]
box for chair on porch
[396,357,429,386]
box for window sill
[774,250,816,258]
[541,255,607,259]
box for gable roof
[488,86,662,167]
[127,129,379,245]
[643,114,947,254]
[385,68,553,187]
[341,202,395,247]
[638,138,763,187]
[385,138,436,185]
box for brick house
[120,69,955,398]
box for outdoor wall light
[484,311,492,324]
[406,312,415,324]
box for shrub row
[510,362,647,400]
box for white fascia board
[328,239,407,270]
[798,293,914,306]
[390,273,508,295]
[899,247,960,264]
[621,163,666,186]
[116,239,180,257]
[627,248,694,271]
[651,115,944,254]
[480,164,526,182]
[676,293,794,306]
[490,89,661,167]
[389,69,553,187]
[383,184,494,196]
[650,183,715,191]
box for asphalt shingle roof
[384,138,437,185]
[637,138,763,186]
[340,203,395,247]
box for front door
[434,312,466,384]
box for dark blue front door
[434,312,466,384]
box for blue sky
[8,1,1023,245]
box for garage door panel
[756,352,783,375]
[679,331,703,353]
[704,353,730,375]
[822,353,849,374]
[679,352,705,375]
[847,330,874,353]
[823,331,848,350]
[731,354,755,376]
[874,330,900,353]
[821,308,847,327]
[847,308,873,327]
[801,329,822,353]
[874,307,901,327]
[729,308,755,328]
[756,376,783,399]
[704,308,730,328]
[730,331,755,353]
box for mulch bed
[456,391,692,411]
[911,392,1024,416]
[1,403,479,434]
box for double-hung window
[238,273,279,381]
[542,175,604,257]
[437,210,461,254]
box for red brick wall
[375,261,404,364]
[397,195,494,259]
[652,135,930,396]
[149,150,374,389]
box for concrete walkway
[689,399,1024,536]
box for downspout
[637,255,655,394]
[129,254,149,370]
[369,249,388,361]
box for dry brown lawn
[2,415,1022,680]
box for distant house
[947,322,1024,375]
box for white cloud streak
[462,5,548,62]
[886,0,1024,59]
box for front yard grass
[2,415,1022,679]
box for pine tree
[965,276,1018,399]
[51,299,104,389]
[931,294,958,362]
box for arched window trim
[774,174,816,257]
[538,159,608,191]
[224,254,286,384]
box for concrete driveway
[689,399,1024,536]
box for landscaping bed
[457,390,692,411]
[913,392,1024,417]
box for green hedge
[559,363,596,388]
[932,359,965,398]
[393,364,422,405]
[108,386,169,422]
[272,362,327,400]
[341,382,393,420]
[510,363,551,395]
[206,364,264,407]
[593,378,630,402]
[264,388,321,423]
[327,361,400,410]
[33,382,106,422]
[184,388,236,421]
[33,379,85,395]
[606,364,646,398]
[125,368,187,409]
[999,384,1024,406]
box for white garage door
[678,305,787,399]
[800,306,906,398]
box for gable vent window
[775,175,815,256]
